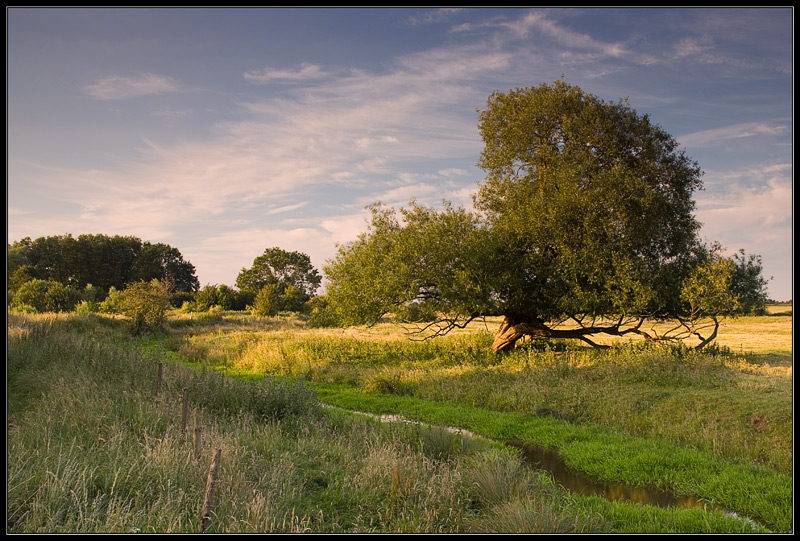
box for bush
[252,284,281,317]
[364,368,415,396]
[305,296,344,328]
[100,286,124,314]
[74,300,99,314]
[12,279,81,313]
[119,280,171,335]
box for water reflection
[508,441,706,510]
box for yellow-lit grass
[168,308,791,474]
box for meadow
[6,306,792,533]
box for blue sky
[7,7,793,300]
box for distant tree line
[8,234,199,310]
[7,236,323,323]
[189,247,322,316]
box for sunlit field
[7,306,792,533]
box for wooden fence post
[200,449,222,533]
[155,362,163,401]
[181,388,189,437]
[193,408,202,461]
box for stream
[333,406,761,525]
[507,440,709,510]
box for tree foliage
[252,284,282,317]
[323,81,769,352]
[324,202,492,329]
[192,283,248,312]
[119,280,172,335]
[7,234,199,300]
[130,242,200,293]
[236,247,321,311]
[11,279,82,313]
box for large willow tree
[324,81,767,353]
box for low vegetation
[7,306,791,533]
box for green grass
[308,382,790,531]
[175,315,792,476]
[7,310,791,533]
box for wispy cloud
[407,8,464,26]
[244,62,326,84]
[673,36,713,58]
[694,165,792,290]
[266,201,308,215]
[84,73,179,100]
[9,9,791,295]
[678,122,789,148]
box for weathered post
[193,408,202,461]
[181,387,190,437]
[155,362,163,400]
[200,449,222,533]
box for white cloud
[9,9,791,298]
[266,202,308,215]
[407,8,464,26]
[84,73,179,100]
[185,214,370,287]
[355,135,400,149]
[679,122,789,148]
[438,168,468,177]
[697,171,792,229]
[673,36,713,58]
[244,63,326,84]
[693,164,792,299]
[366,183,439,205]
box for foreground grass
[178,312,792,476]
[7,311,790,533]
[309,382,790,532]
[9,313,606,533]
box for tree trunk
[491,315,549,354]
[693,317,720,350]
[491,313,643,353]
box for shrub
[74,300,99,314]
[12,279,81,313]
[119,280,171,335]
[100,286,124,314]
[253,284,281,317]
[364,368,415,396]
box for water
[331,406,759,523]
[507,441,708,509]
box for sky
[7,7,794,301]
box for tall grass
[173,319,792,476]
[7,313,610,533]
[8,312,785,533]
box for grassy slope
[7,309,792,533]
[168,307,792,531]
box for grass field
[6,306,792,533]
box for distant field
[333,306,793,364]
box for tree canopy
[323,81,769,353]
[236,247,322,312]
[7,234,199,298]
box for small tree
[193,284,221,312]
[236,247,321,304]
[252,284,282,317]
[730,249,770,315]
[679,252,739,349]
[119,280,171,335]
